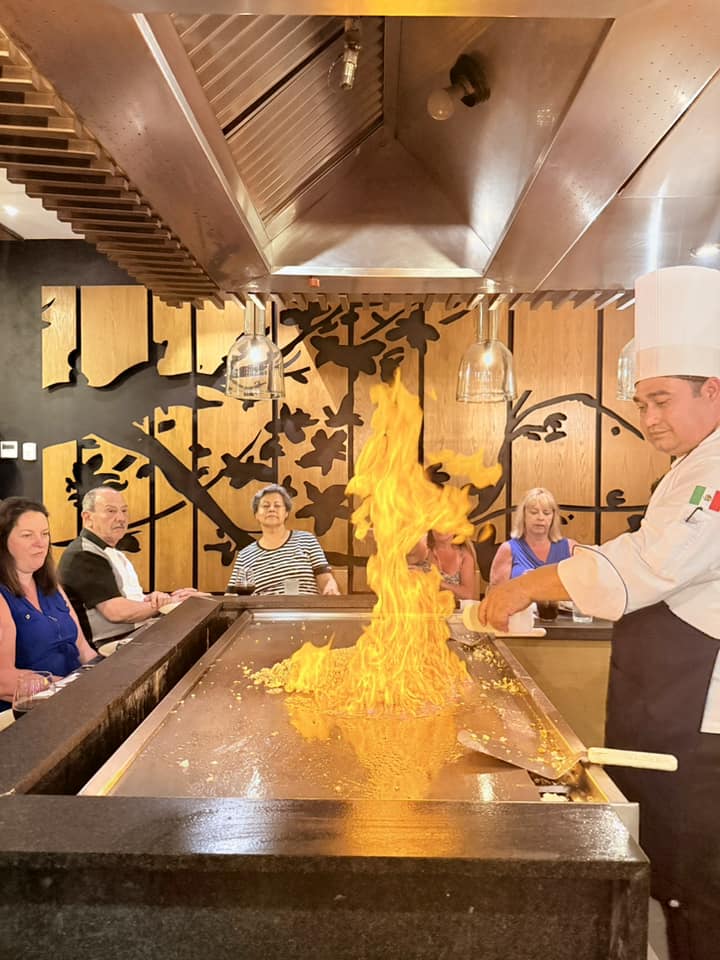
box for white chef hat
[634,265,720,383]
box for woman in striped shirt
[226,485,341,596]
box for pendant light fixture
[456,298,516,402]
[616,337,635,400]
[225,299,285,400]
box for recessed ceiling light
[2,204,19,217]
[690,243,720,259]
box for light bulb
[690,242,720,259]
[427,86,457,121]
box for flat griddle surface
[87,614,581,802]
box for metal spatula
[457,728,678,780]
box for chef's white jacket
[558,426,720,733]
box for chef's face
[633,376,720,457]
[83,489,130,547]
[524,500,554,538]
[7,511,50,575]
[255,493,289,528]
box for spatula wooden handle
[586,747,678,771]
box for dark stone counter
[0,795,647,960]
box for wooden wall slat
[602,511,641,543]
[82,433,150,590]
[195,385,271,593]
[80,286,148,387]
[43,440,78,566]
[277,303,349,559]
[41,286,76,388]
[153,298,192,376]
[153,405,193,591]
[512,301,597,546]
[195,298,243,375]
[424,303,508,464]
[601,303,670,542]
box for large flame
[253,372,501,716]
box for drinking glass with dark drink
[227,568,256,596]
[536,601,559,622]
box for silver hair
[81,486,121,512]
[251,484,292,514]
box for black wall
[0,240,134,499]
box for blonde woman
[489,487,577,586]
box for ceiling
[0,0,718,307]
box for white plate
[97,638,132,656]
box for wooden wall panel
[195,298,243,374]
[512,301,597,546]
[82,433,151,590]
[36,284,665,596]
[601,303,670,542]
[80,287,148,387]
[43,440,78,566]
[602,511,641,543]
[424,303,508,465]
[195,385,271,593]
[153,298,192,376]
[41,286,76,388]
[153,405,193,591]
[277,304,349,558]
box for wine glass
[12,671,56,719]
[227,567,256,596]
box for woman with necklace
[408,529,477,602]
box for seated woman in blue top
[0,497,97,711]
[488,487,577,586]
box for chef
[472,265,720,960]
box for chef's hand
[477,579,533,632]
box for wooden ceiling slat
[23,182,139,201]
[43,200,151,216]
[0,118,80,138]
[0,24,220,306]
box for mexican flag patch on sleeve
[689,485,720,511]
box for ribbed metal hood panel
[172,13,384,223]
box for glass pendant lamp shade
[225,301,285,400]
[456,300,516,402]
[616,337,635,401]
